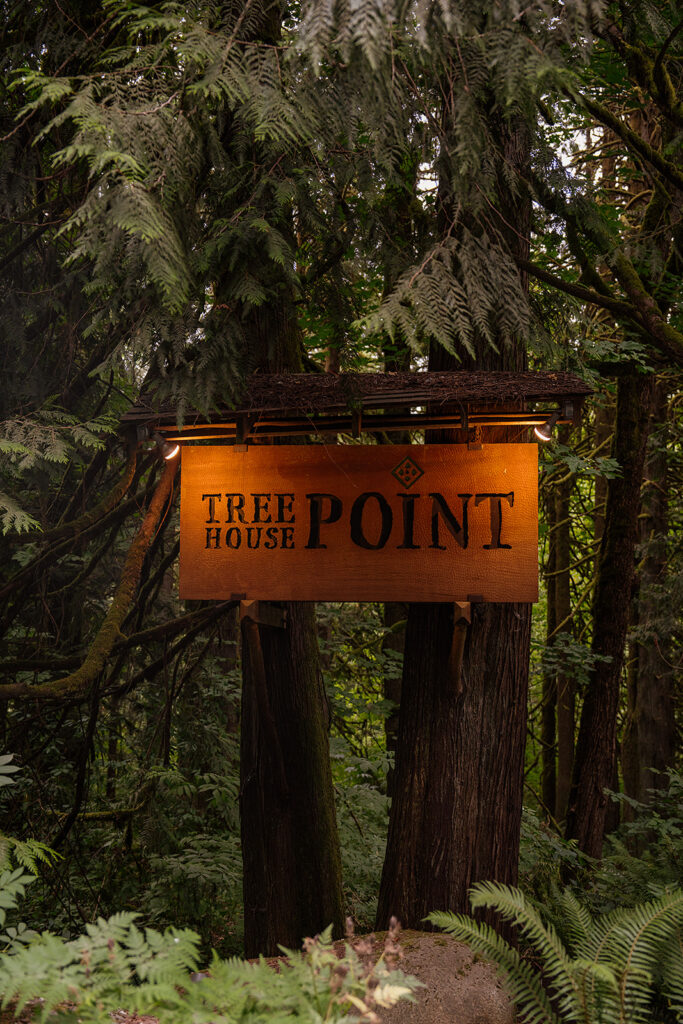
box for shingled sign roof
[122,370,592,441]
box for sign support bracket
[240,600,288,630]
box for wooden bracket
[235,413,254,447]
[239,600,288,629]
[454,601,471,624]
[448,602,470,693]
[467,425,482,450]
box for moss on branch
[578,92,683,194]
[0,458,179,702]
[0,484,153,606]
[13,442,138,547]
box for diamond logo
[391,456,424,489]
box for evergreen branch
[44,804,144,822]
[576,92,683,194]
[527,170,613,256]
[653,19,683,104]
[611,250,683,364]
[516,258,638,319]
[104,602,237,701]
[519,255,683,364]
[13,441,137,546]
[0,486,152,607]
[0,222,57,273]
[601,21,683,128]
[117,600,236,658]
[0,603,234,678]
[0,458,179,702]
[123,538,180,632]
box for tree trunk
[554,448,574,823]
[541,480,557,820]
[238,296,344,955]
[377,595,530,927]
[377,103,533,926]
[240,603,344,954]
[565,370,654,858]
[622,380,677,814]
[382,600,406,795]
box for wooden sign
[179,444,538,603]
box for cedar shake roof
[122,371,591,428]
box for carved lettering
[202,493,222,523]
[475,492,514,549]
[205,526,221,548]
[225,493,246,523]
[305,493,343,548]
[246,526,262,549]
[429,493,471,549]
[350,492,393,550]
[252,494,272,523]
[276,493,295,523]
[397,493,420,549]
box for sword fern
[430,882,683,1024]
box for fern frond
[555,888,594,957]
[428,910,562,1024]
[468,882,580,1011]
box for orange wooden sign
[179,444,538,603]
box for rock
[381,930,515,1024]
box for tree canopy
[0,0,680,971]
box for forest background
[0,0,681,1016]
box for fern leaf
[428,910,562,1024]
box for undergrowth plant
[519,774,683,925]
[430,883,683,1024]
[0,916,419,1024]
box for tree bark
[377,175,532,927]
[554,450,574,823]
[237,293,343,956]
[240,603,343,955]
[541,480,557,820]
[622,380,677,815]
[565,370,654,858]
[377,596,530,927]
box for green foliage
[430,882,683,1024]
[2,0,682,983]
[0,758,59,951]
[333,739,391,931]
[589,775,683,910]
[0,411,117,534]
[0,915,419,1024]
[520,775,683,925]
[519,808,584,901]
[540,634,613,694]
